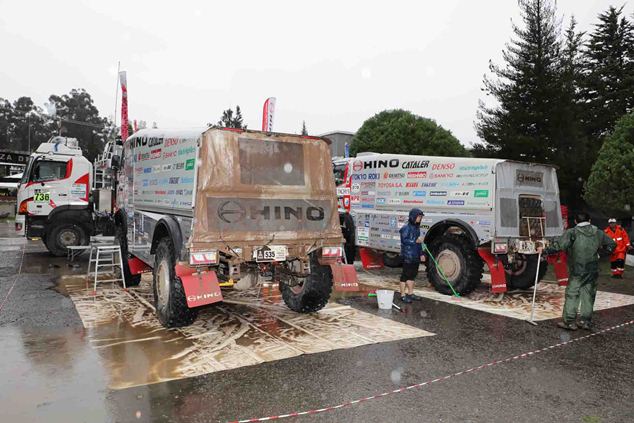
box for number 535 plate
[253,245,287,262]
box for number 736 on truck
[334,153,569,295]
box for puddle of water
[0,325,111,423]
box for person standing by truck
[398,208,426,303]
[604,218,631,279]
[538,213,615,331]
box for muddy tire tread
[427,234,483,296]
[281,255,333,313]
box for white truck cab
[16,136,94,255]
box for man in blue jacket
[398,208,426,303]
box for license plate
[34,192,50,202]
[254,245,287,262]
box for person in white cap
[604,218,631,278]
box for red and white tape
[229,319,634,423]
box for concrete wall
[321,132,354,158]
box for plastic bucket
[376,290,394,310]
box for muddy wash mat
[59,274,434,389]
[357,265,634,321]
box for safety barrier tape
[229,319,634,423]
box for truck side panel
[347,154,500,251]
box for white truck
[115,127,352,327]
[16,137,103,255]
[335,153,568,295]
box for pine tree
[301,121,308,135]
[475,0,563,163]
[216,106,247,129]
[233,106,246,129]
[581,6,634,145]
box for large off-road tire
[383,252,403,268]
[505,254,548,290]
[427,234,484,296]
[153,237,198,327]
[45,220,89,257]
[114,213,141,287]
[281,254,333,313]
[340,212,356,265]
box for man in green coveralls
[538,213,615,331]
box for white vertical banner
[261,97,276,132]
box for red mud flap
[477,248,508,293]
[547,252,569,286]
[179,270,224,308]
[359,247,384,270]
[330,263,359,292]
[128,257,152,275]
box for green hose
[423,244,460,298]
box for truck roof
[343,153,557,170]
[127,127,331,145]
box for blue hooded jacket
[400,208,425,263]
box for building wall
[321,132,354,158]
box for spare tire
[427,234,483,296]
[506,254,548,290]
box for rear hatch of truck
[190,129,342,258]
[494,161,563,239]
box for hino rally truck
[334,153,568,295]
[114,127,352,327]
[15,136,118,255]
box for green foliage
[215,105,247,129]
[350,109,466,157]
[581,6,634,143]
[585,112,634,216]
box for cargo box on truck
[116,128,354,327]
[334,153,568,295]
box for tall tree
[0,98,14,149]
[475,0,562,161]
[301,120,308,135]
[351,109,467,157]
[48,89,109,162]
[10,97,52,152]
[581,6,634,146]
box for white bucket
[376,290,394,310]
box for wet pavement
[1,219,633,422]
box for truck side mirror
[111,155,121,169]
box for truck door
[25,158,70,216]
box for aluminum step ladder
[86,236,127,295]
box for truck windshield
[333,163,346,186]
[238,138,305,186]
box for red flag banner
[261,97,276,132]
[119,71,128,141]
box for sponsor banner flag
[119,71,128,141]
[262,97,276,132]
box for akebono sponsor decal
[447,200,465,206]
[407,171,427,178]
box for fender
[47,204,92,223]
[150,216,185,260]
[424,219,479,246]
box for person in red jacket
[604,218,631,278]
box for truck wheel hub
[59,229,78,247]
[437,250,461,282]
[157,260,170,306]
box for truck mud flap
[128,257,152,275]
[477,248,507,293]
[179,270,224,308]
[547,252,569,286]
[330,263,359,292]
[359,247,384,270]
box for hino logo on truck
[217,200,325,224]
[358,159,400,170]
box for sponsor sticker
[185,158,196,170]
[474,189,489,198]
[413,190,427,197]
[430,191,447,197]
[447,200,465,206]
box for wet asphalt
[1,220,633,423]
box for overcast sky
[0,0,628,145]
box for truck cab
[16,137,94,255]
